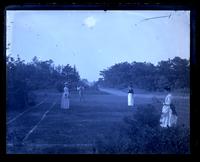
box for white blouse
[164,93,172,105]
[64,87,69,95]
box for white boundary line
[7,98,47,125]
[22,101,57,143]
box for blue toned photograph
[6,10,190,154]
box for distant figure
[160,87,178,128]
[61,82,69,109]
[77,85,85,102]
[128,85,134,107]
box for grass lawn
[6,89,190,154]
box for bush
[27,91,37,106]
[95,104,190,154]
[7,79,37,110]
[7,91,25,111]
[7,80,28,111]
[56,82,63,92]
[145,126,190,154]
[132,104,161,128]
[95,124,131,154]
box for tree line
[6,55,189,110]
[98,56,190,91]
[6,55,81,110]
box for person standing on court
[77,85,85,102]
[61,82,70,109]
[160,87,178,128]
[128,84,134,107]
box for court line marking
[7,98,47,125]
[22,100,57,143]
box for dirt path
[99,87,189,99]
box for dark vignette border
[0,0,199,161]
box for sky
[6,10,190,82]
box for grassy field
[6,89,190,154]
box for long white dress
[128,93,134,106]
[61,86,69,109]
[160,93,177,127]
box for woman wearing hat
[61,82,70,109]
[160,87,178,127]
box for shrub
[132,104,161,128]
[7,80,28,111]
[27,91,37,106]
[56,82,63,92]
[145,126,190,154]
[95,104,190,154]
[7,79,38,111]
[95,124,131,154]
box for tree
[99,57,189,91]
[61,64,80,90]
[100,62,132,88]
[170,57,190,88]
[6,55,29,110]
[7,55,82,110]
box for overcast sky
[6,10,190,82]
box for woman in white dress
[61,82,69,109]
[128,85,134,107]
[160,87,178,128]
